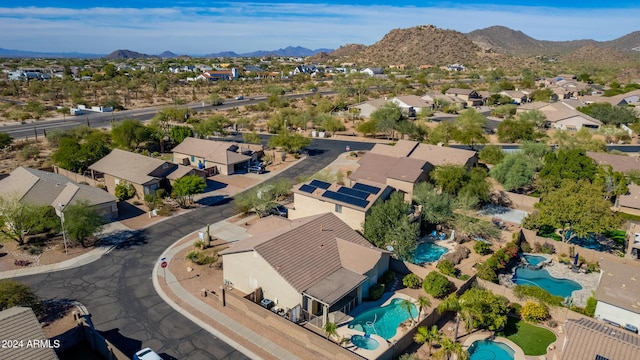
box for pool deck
[463,333,526,360]
[335,292,418,360]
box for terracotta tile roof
[594,258,640,314]
[171,137,252,165]
[408,143,476,166]
[0,307,58,360]
[89,149,168,185]
[370,139,419,158]
[561,318,640,360]
[587,151,640,173]
[222,213,384,299]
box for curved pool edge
[463,333,526,360]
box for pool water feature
[523,254,546,266]
[513,267,582,298]
[413,242,449,264]
[350,335,380,350]
[348,298,418,340]
[469,340,515,360]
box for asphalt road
[18,137,374,360]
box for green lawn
[496,317,556,356]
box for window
[595,355,611,360]
[335,204,342,213]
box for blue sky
[2,1,639,55]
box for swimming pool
[513,267,582,298]
[413,242,449,264]
[569,235,609,252]
[523,254,546,266]
[468,340,515,360]
[350,335,380,350]
[348,298,418,340]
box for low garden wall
[503,191,539,212]
[521,229,625,265]
[53,165,100,186]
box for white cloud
[1,4,638,54]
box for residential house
[408,143,478,168]
[582,89,640,107]
[288,179,393,230]
[560,317,640,360]
[0,167,118,219]
[292,65,320,76]
[421,91,466,109]
[586,151,640,174]
[360,68,384,76]
[171,137,260,176]
[447,64,465,71]
[444,88,483,107]
[593,258,640,332]
[347,98,387,118]
[499,90,528,104]
[0,307,58,360]
[517,100,601,130]
[195,68,238,81]
[88,149,199,198]
[220,213,390,327]
[390,95,433,116]
[626,222,640,260]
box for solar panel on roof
[337,186,370,199]
[352,183,381,195]
[310,179,331,189]
[299,184,317,193]
[322,190,369,208]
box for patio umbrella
[574,253,579,266]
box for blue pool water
[569,235,609,252]
[413,242,449,264]
[469,340,515,360]
[350,335,380,350]
[523,254,546,266]
[348,298,418,340]
[513,267,582,298]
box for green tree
[490,153,539,191]
[523,180,620,241]
[242,131,262,145]
[0,196,49,245]
[62,200,106,247]
[371,103,402,139]
[0,132,12,148]
[518,109,547,129]
[413,182,454,224]
[111,119,152,150]
[317,114,345,136]
[459,288,509,333]
[209,93,223,106]
[578,103,638,125]
[0,279,44,317]
[169,125,193,145]
[422,271,451,299]
[529,88,554,102]
[401,298,416,324]
[193,114,232,138]
[437,259,456,277]
[267,132,311,153]
[428,122,456,145]
[356,119,378,137]
[363,192,416,250]
[172,175,206,207]
[323,321,338,341]
[414,325,441,357]
[437,294,463,340]
[415,295,432,320]
[402,273,422,289]
[497,118,538,143]
[431,165,468,195]
[478,145,505,165]
[452,108,488,149]
[538,148,598,190]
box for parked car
[133,348,162,360]
[269,205,289,218]
[235,95,244,100]
[248,165,265,174]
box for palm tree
[401,299,416,324]
[414,325,441,357]
[451,341,470,360]
[416,295,432,320]
[437,294,462,341]
[323,321,338,341]
[434,336,454,360]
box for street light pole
[59,204,69,255]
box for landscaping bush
[436,259,456,277]
[114,181,136,201]
[521,301,549,323]
[476,240,519,283]
[539,241,556,254]
[185,250,217,265]
[369,283,385,300]
[442,245,470,265]
[510,303,522,316]
[513,285,563,306]
[473,241,492,255]
[379,270,395,286]
[422,271,451,298]
[520,241,532,253]
[402,273,422,289]
[584,296,597,317]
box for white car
[133,348,162,360]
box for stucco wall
[223,250,300,309]
[594,301,640,330]
[386,178,415,202]
[289,193,366,231]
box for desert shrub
[437,259,456,277]
[422,271,451,298]
[540,241,556,254]
[513,285,564,306]
[185,250,217,265]
[521,301,549,323]
[473,241,492,255]
[379,270,395,286]
[520,241,532,253]
[442,246,471,265]
[156,204,174,216]
[402,273,422,289]
[18,145,40,160]
[369,283,385,300]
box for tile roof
[386,157,431,182]
[370,139,419,158]
[348,153,396,185]
[594,258,640,314]
[222,213,385,302]
[561,318,640,360]
[171,137,252,165]
[0,167,116,208]
[408,143,476,166]
[392,95,432,108]
[0,307,59,360]
[587,151,640,173]
[618,183,640,209]
[89,149,167,185]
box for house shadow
[114,229,150,249]
[305,148,326,157]
[196,195,231,206]
[204,179,227,192]
[116,201,146,221]
[98,328,142,358]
